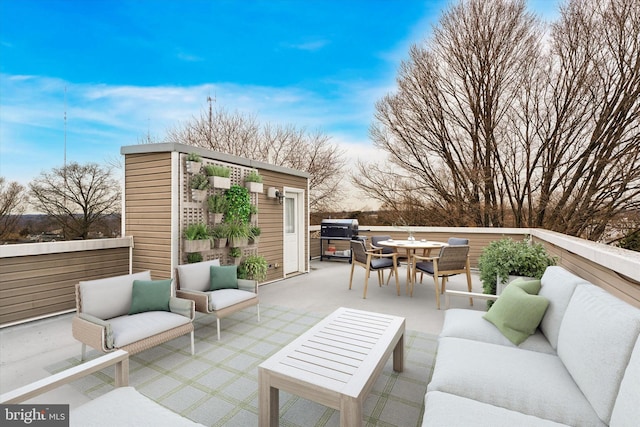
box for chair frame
[411,245,473,309]
[349,239,400,298]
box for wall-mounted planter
[210,213,224,223]
[191,189,207,202]
[186,161,202,174]
[210,176,231,189]
[229,237,249,247]
[183,239,210,253]
[245,182,263,193]
[212,238,227,248]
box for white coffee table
[258,307,405,426]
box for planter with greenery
[204,164,231,189]
[244,170,263,193]
[249,226,261,245]
[226,220,250,247]
[207,194,228,223]
[186,252,203,263]
[229,247,242,265]
[186,152,202,174]
[238,254,268,282]
[209,223,228,248]
[183,222,210,253]
[224,185,252,223]
[190,174,209,202]
[249,204,258,223]
[478,237,556,301]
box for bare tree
[163,106,347,211]
[29,162,121,240]
[354,0,640,241]
[0,177,27,240]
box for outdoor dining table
[376,239,447,294]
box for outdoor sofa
[71,271,195,360]
[422,266,640,426]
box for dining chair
[418,237,469,283]
[412,244,472,309]
[349,239,400,298]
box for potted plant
[478,237,556,301]
[244,170,263,193]
[190,173,209,202]
[238,254,268,282]
[224,185,252,223]
[226,220,250,247]
[204,164,231,189]
[185,152,202,174]
[207,194,228,223]
[209,223,229,248]
[249,226,261,245]
[249,204,258,223]
[186,252,203,263]
[183,222,210,253]
[229,247,242,265]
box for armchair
[349,239,400,298]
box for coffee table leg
[259,368,279,427]
[340,396,362,427]
[393,333,404,372]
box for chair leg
[190,331,195,355]
[216,318,221,341]
[363,267,370,299]
[349,262,356,290]
[377,270,383,287]
[441,276,448,294]
[81,343,87,361]
[393,265,400,296]
[433,276,441,310]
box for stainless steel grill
[320,219,359,239]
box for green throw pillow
[483,280,549,345]
[129,279,172,314]
[508,278,542,295]
[210,265,239,291]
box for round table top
[376,239,446,250]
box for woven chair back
[437,245,470,271]
[350,239,369,264]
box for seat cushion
[79,271,152,320]
[176,259,221,292]
[440,309,555,354]
[557,285,640,425]
[109,311,192,348]
[610,336,640,426]
[415,260,434,274]
[428,337,604,426]
[208,289,257,311]
[422,391,570,427]
[71,386,203,426]
[370,257,394,269]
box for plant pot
[213,238,227,248]
[186,160,202,174]
[496,274,537,295]
[183,239,210,253]
[249,236,260,245]
[231,257,242,266]
[209,176,231,189]
[210,213,224,223]
[191,189,207,202]
[229,236,248,247]
[245,182,263,193]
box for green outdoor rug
[47,305,437,427]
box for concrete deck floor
[0,259,485,408]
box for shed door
[284,191,303,274]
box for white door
[284,192,301,274]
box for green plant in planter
[250,226,261,244]
[229,247,242,258]
[186,252,203,263]
[187,152,202,162]
[244,170,263,183]
[204,164,231,178]
[225,220,250,247]
[183,222,209,240]
[209,223,229,248]
[478,237,556,298]
[207,194,228,214]
[238,254,268,282]
[190,174,209,190]
[224,185,251,223]
[250,204,258,215]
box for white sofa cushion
[610,336,640,426]
[538,266,588,349]
[428,337,604,426]
[208,289,257,311]
[71,386,203,426]
[440,309,555,354]
[557,285,640,425]
[109,311,192,348]
[79,271,152,320]
[422,391,570,427]
[176,259,220,292]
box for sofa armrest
[169,296,196,320]
[445,290,498,309]
[72,315,114,352]
[176,289,210,313]
[0,350,129,404]
[238,279,258,294]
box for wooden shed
[121,143,310,285]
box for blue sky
[0,0,559,209]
